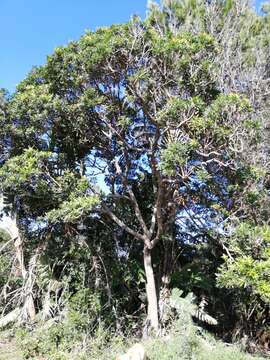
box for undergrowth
[11,289,266,360]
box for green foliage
[0,146,98,223]
[223,223,270,257]
[0,148,52,191]
[16,287,104,359]
[217,255,270,304]
[14,286,262,359]
[80,25,130,69]
[45,194,99,224]
[151,31,216,57]
[0,228,11,242]
[117,115,131,129]
[0,1,269,357]
[68,288,101,327]
[171,263,214,293]
[0,229,22,313]
[147,327,263,360]
[146,288,262,360]
[203,94,252,145]
[189,116,214,135]
[160,140,198,176]
[0,252,11,293]
[207,94,252,122]
[216,222,270,332]
[157,96,205,126]
[195,169,212,182]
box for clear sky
[0,0,148,93]
[0,0,263,93]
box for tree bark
[4,212,27,279]
[6,213,36,321]
[161,231,175,290]
[143,245,159,331]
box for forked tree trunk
[143,246,159,331]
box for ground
[0,339,22,360]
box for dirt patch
[0,339,23,360]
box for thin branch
[101,203,151,247]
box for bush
[14,288,266,360]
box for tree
[0,2,266,332]
[148,0,270,338]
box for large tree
[0,1,268,332]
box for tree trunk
[21,252,38,322]
[161,232,175,290]
[143,246,159,331]
[6,213,36,321]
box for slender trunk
[161,233,174,289]
[21,252,38,322]
[158,235,174,323]
[8,213,27,278]
[143,246,159,331]
[8,213,36,321]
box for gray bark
[143,246,159,331]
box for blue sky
[0,0,148,93]
[0,0,263,93]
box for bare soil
[0,339,22,360]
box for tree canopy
[0,0,269,357]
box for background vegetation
[0,0,269,358]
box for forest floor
[0,338,22,360]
